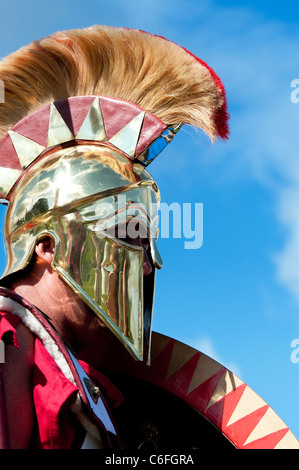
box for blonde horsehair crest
[0,25,228,142]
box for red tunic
[0,297,123,449]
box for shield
[100,332,299,449]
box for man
[2,24,292,450]
[0,25,229,449]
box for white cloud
[182,3,299,303]
[188,335,242,378]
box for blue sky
[1,0,299,441]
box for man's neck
[9,261,112,366]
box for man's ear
[35,236,55,265]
